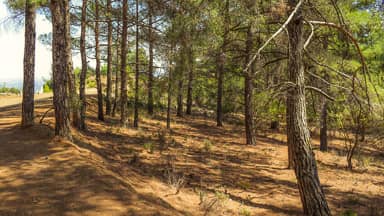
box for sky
[0,1,81,83]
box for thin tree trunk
[167,61,172,129]
[67,0,79,128]
[216,0,229,127]
[120,0,129,127]
[112,36,120,117]
[21,0,36,128]
[286,1,331,214]
[94,0,104,121]
[216,52,224,127]
[133,0,140,128]
[50,0,72,140]
[244,25,256,145]
[79,0,88,130]
[186,45,193,115]
[147,2,154,115]
[176,78,183,117]
[320,73,330,152]
[105,0,112,116]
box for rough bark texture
[21,0,36,128]
[133,0,140,128]
[105,0,113,116]
[244,25,256,145]
[286,1,331,215]
[94,0,104,121]
[120,0,129,127]
[79,0,88,130]
[50,0,72,140]
[147,1,154,115]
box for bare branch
[305,86,335,101]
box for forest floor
[0,96,383,216]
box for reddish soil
[0,97,383,215]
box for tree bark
[120,0,129,127]
[133,0,140,128]
[244,25,256,145]
[216,0,229,127]
[112,35,120,117]
[105,0,113,116]
[79,0,88,130]
[94,0,104,121]
[176,77,184,117]
[167,59,172,129]
[320,73,330,152]
[286,1,331,214]
[21,0,36,128]
[50,0,72,140]
[186,45,194,115]
[66,0,79,128]
[147,1,154,115]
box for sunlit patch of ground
[0,97,383,215]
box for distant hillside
[0,78,45,94]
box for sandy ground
[0,97,383,215]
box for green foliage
[0,85,20,94]
[340,209,357,216]
[143,142,154,154]
[42,78,52,93]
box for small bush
[239,207,251,216]
[203,139,213,153]
[340,209,357,216]
[143,142,154,153]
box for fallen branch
[39,107,54,124]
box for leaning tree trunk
[147,1,154,115]
[79,0,88,130]
[105,0,113,116]
[66,0,79,128]
[120,0,129,127]
[21,0,36,128]
[50,0,72,140]
[244,25,256,145]
[286,1,331,215]
[133,0,140,128]
[94,0,104,121]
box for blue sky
[0,0,82,82]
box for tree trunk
[79,0,88,130]
[66,0,79,128]
[186,45,194,115]
[286,1,331,214]
[133,0,140,128]
[112,36,120,117]
[21,0,36,128]
[244,25,256,145]
[167,55,173,129]
[147,1,154,115]
[50,0,72,140]
[176,79,184,117]
[216,0,229,127]
[320,73,330,152]
[216,52,224,127]
[94,0,104,121]
[319,102,328,152]
[120,0,129,127]
[105,0,112,116]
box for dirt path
[0,97,383,215]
